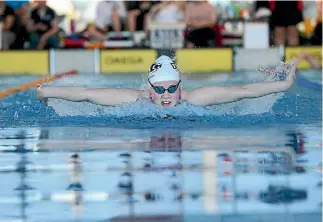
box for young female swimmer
[37,55,297,108]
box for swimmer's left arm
[186,81,289,106]
[185,64,296,106]
[296,52,322,70]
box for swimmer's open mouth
[161,101,172,107]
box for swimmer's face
[149,80,181,108]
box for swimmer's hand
[36,84,44,99]
[36,85,48,105]
[258,60,297,88]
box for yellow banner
[285,46,322,70]
[176,49,233,72]
[0,51,49,75]
[100,50,156,73]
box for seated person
[149,1,186,24]
[185,1,216,48]
[126,1,155,32]
[6,0,29,22]
[0,1,16,50]
[5,0,30,49]
[87,0,127,41]
[27,0,59,49]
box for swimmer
[37,55,297,108]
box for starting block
[148,22,187,49]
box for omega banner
[100,50,156,73]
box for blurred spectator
[6,0,30,49]
[149,1,186,24]
[254,0,271,21]
[311,3,322,46]
[87,1,127,41]
[6,1,29,21]
[185,1,216,48]
[255,0,270,11]
[0,1,16,50]
[126,1,156,32]
[312,0,322,45]
[270,0,303,46]
[310,21,322,46]
[27,0,59,49]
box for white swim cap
[148,55,180,84]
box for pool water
[0,70,322,222]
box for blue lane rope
[278,71,321,90]
[296,73,322,90]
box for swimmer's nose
[161,91,171,98]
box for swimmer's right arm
[37,86,149,106]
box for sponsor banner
[100,50,156,73]
[285,46,322,69]
[0,51,49,75]
[53,50,96,74]
[235,48,280,71]
[176,49,233,72]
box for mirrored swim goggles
[148,79,181,94]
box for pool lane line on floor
[0,69,78,99]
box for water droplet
[14,111,19,119]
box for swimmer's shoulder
[181,89,189,101]
[180,89,207,106]
[139,89,150,99]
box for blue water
[0,70,322,221]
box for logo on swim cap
[149,63,162,73]
[148,56,180,84]
[170,62,178,71]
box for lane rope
[0,69,78,99]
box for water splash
[47,98,209,117]
[258,60,296,81]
